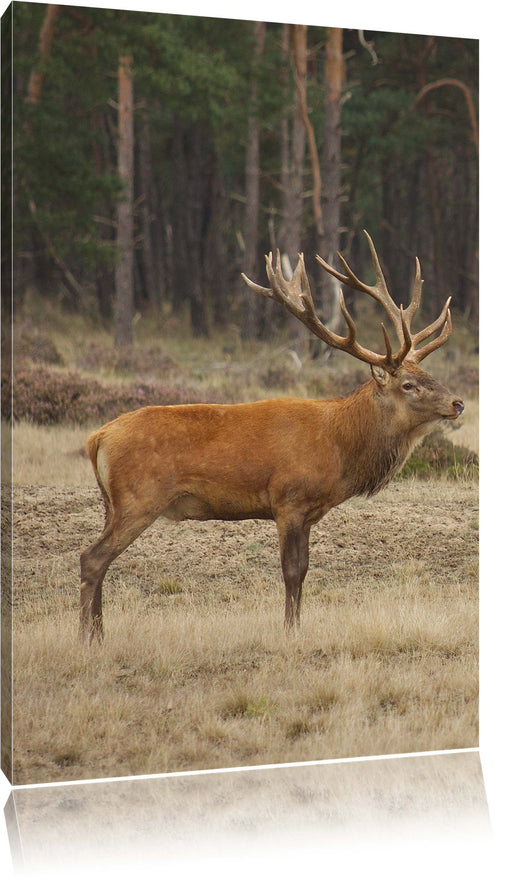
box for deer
[80,231,464,641]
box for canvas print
[1,2,478,786]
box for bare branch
[414,78,478,154]
[358,30,379,66]
[292,27,324,238]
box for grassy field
[8,301,479,784]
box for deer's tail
[87,430,113,522]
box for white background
[1,1,509,879]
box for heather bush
[400,429,478,480]
[3,366,223,426]
[258,362,300,392]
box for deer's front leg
[277,520,310,629]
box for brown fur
[80,360,463,640]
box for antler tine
[337,287,358,349]
[363,230,413,344]
[363,231,393,298]
[316,251,367,293]
[412,295,451,347]
[273,250,293,294]
[402,257,423,324]
[378,307,413,369]
[380,323,394,363]
[241,253,273,298]
[318,232,406,346]
[409,297,453,363]
[264,250,283,296]
[398,306,413,363]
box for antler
[317,230,452,364]
[243,249,407,370]
[242,230,452,369]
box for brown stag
[80,231,464,641]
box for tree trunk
[293,29,323,242]
[279,23,291,238]
[26,4,59,105]
[319,27,344,317]
[280,24,307,263]
[114,55,135,349]
[425,147,448,317]
[187,129,210,337]
[241,20,266,340]
[137,112,158,311]
[206,159,231,328]
[152,186,169,309]
[169,120,209,337]
[279,24,308,345]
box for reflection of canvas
[2,3,478,789]
[5,752,490,875]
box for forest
[4,3,478,345]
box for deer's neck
[333,381,415,499]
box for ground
[11,473,478,785]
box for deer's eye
[402,382,414,391]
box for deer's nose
[453,399,465,416]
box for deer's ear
[371,365,391,387]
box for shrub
[3,366,223,425]
[258,362,298,392]
[400,429,478,480]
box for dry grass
[11,422,96,487]
[11,471,478,784]
[11,562,478,784]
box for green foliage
[138,15,250,127]
[11,6,478,328]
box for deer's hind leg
[80,508,157,643]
